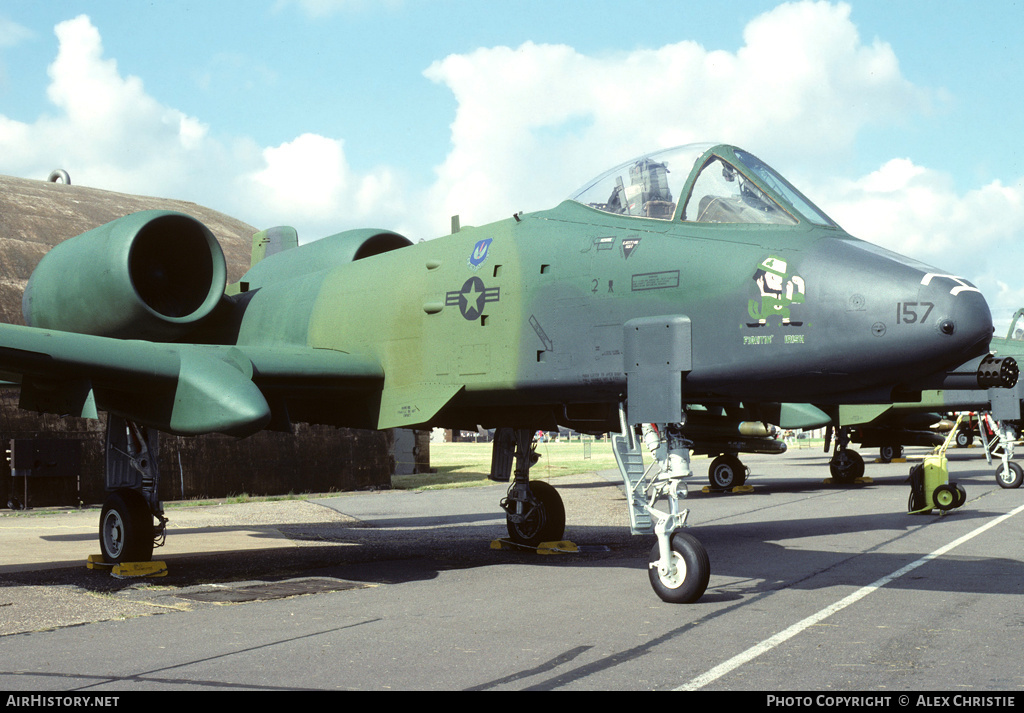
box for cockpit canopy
[569,143,837,228]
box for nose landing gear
[611,407,710,603]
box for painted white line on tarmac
[678,501,1024,691]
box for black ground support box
[7,438,83,509]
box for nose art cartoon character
[748,256,804,327]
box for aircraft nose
[916,272,993,361]
[803,238,995,390]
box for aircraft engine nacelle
[238,226,415,290]
[23,210,227,341]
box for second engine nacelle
[23,210,227,341]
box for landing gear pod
[24,210,227,341]
[99,416,166,565]
[493,428,567,547]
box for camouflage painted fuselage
[4,144,997,438]
[235,200,992,433]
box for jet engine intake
[23,211,227,341]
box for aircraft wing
[0,322,383,436]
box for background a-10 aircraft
[0,142,1015,603]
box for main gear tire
[830,449,865,483]
[99,489,154,564]
[955,429,972,448]
[879,445,903,463]
[708,455,746,489]
[505,480,565,547]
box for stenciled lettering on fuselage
[579,236,616,253]
[747,255,806,329]
[446,276,500,321]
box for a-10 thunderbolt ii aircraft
[0,143,1014,603]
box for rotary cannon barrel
[940,354,1019,390]
[977,355,1019,389]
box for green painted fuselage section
[0,145,1001,439]
[231,199,992,432]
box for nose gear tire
[996,462,1023,489]
[648,531,710,604]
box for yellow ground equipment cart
[908,415,967,514]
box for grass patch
[165,491,315,509]
[393,438,620,490]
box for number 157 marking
[897,302,934,324]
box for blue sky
[2,1,1024,326]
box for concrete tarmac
[1,446,1023,692]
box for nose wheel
[648,531,710,604]
[996,461,1023,489]
[643,479,709,604]
[612,410,710,604]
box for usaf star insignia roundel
[446,276,500,320]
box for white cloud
[823,160,1024,328]
[0,17,33,48]
[0,15,223,199]
[420,0,930,230]
[0,14,403,242]
[240,133,403,233]
[3,1,1022,328]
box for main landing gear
[490,428,566,547]
[99,416,167,564]
[825,426,865,483]
[489,423,709,602]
